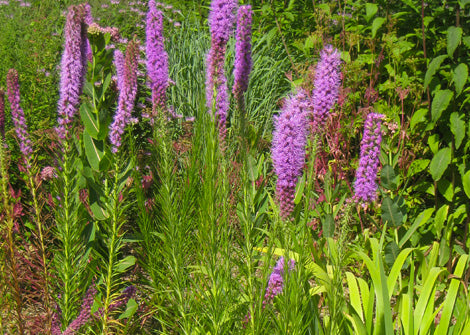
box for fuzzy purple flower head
[311,45,341,134]
[272,90,310,218]
[232,5,252,104]
[264,257,295,306]
[205,0,237,109]
[146,0,169,113]
[109,41,140,153]
[6,69,33,158]
[57,4,91,140]
[353,112,384,205]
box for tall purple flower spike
[0,89,5,139]
[311,45,341,134]
[109,41,140,153]
[146,0,168,113]
[232,5,253,106]
[264,257,295,306]
[62,286,97,335]
[57,4,91,140]
[353,113,384,205]
[272,90,310,218]
[206,0,237,143]
[6,69,33,158]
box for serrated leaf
[381,165,398,190]
[429,147,451,181]
[453,63,468,96]
[371,17,386,38]
[410,108,428,130]
[365,3,378,22]
[462,170,470,199]
[431,90,453,122]
[381,196,404,227]
[424,55,447,89]
[447,26,462,57]
[450,112,465,149]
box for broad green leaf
[90,201,109,220]
[247,154,258,182]
[80,103,99,138]
[83,132,106,171]
[447,26,463,57]
[429,147,451,181]
[371,17,386,38]
[384,241,400,268]
[431,90,453,122]
[437,178,454,202]
[399,208,434,248]
[410,108,428,130]
[118,298,138,320]
[428,134,440,154]
[407,159,429,178]
[450,112,466,149]
[462,170,470,198]
[115,255,136,273]
[365,3,378,22]
[453,63,468,96]
[381,196,404,227]
[381,165,398,190]
[424,55,447,89]
[323,213,335,238]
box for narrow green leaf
[450,112,466,149]
[387,248,413,298]
[453,63,468,96]
[431,90,453,123]
[346,272,364,321]
[434,205,449,239]
[344,313,368,335]
[447,26,463,57]
[414,267,447,330]
[371,17,386,38]
[429,147,451,181]
[399,208,434,248]
[424,55,447,89]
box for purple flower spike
[264,257,295,306]
[6,69,33,158]
[209,0,237,44]
[62,286,97,335]
[311,45,341,134]
[109,41,140,153]
[0,89,5,139]
[353,113,384,205]
[272,90,310,218]
[57,4,91,140]
[232,5,253,105]
[146,1,168,113]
